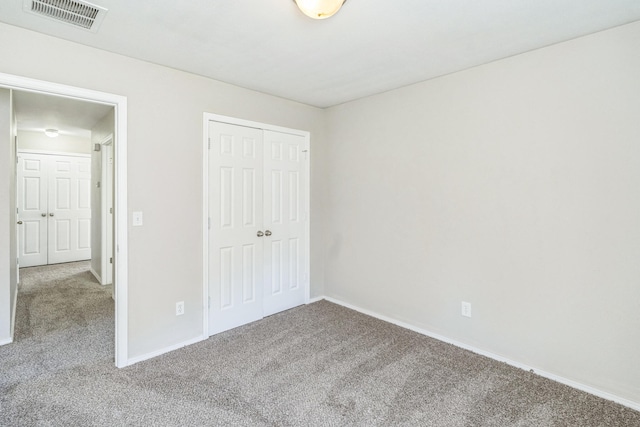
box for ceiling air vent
[24,0,108,32]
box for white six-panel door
[263,130,307,316]
[17,152,91,267]
[209,122,265,335]
[17,154,48,267]
[208,120,308,335]
[47,155,92,264]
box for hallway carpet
[1,262,638,426]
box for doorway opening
[0,72,128,367]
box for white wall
[324,21,640,404]
[0,88,17,343]
[17,130,91,154]
[90,111,115,282]
[0,22,327,359]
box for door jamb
[202,113,311,338]
[0,72,129,368]
[100,135,114,286]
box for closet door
[262,131,307,316]
[208,121,265,335]
[17,154,48,267]
[47,155,92,264]
[17,153,92,267]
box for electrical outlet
[461,301,472,318]
[176,301,184,316]
[132,211,143,226]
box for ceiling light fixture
[44,128,59,138]
[293,0,346,20]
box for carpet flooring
[1,262,639,426]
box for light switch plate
[461,301,472,318]
[132,211,143,226]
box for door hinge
[208,138,211,150]
[110,257,113,264]
[110,207,113,214]
[17,258,19,265]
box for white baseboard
[307,296,324,304]
[89,267,102,284]
[0,337,13,346]
[323,296,640,412]
[124,335,207,367]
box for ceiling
[13,91,112,138]
[1,1,640,108]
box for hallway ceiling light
[44,128,59,138]
[293,0,346,19]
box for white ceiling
[13,90,113,137]
[1,0,640,108]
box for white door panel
[17,154,48,267]
[48,155,92,264]
[263,131,306,316]
[104,143,114,285]
[209,122,265,335]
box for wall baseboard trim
[0,337,13,346]
[125,335,207,367]
[89,267,102,284]
[307,296,324,304]
[322,296,640,412]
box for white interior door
[103,142,114,285]
[262,131,307,316]
[47,155,92,264]
[208,121,265,335]
[207,119,309,336]
[17,154,48,267]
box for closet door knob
[257,231,264,237]
[17,221,23,225]
[49,213,54,217]
[265,230,272,236]
[41,213,46,217]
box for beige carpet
[1,261,639,426]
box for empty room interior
[1,1,639,425]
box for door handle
[17,221,23,225]
[257,231,264,237]
[41,213,46,217]
[265,230,272,236]
[49,213,54,217]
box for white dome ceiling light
[293,0,346,20]
[44,129,59,138]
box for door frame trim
[1,72,129,368]
[17,149,91,158]
[202,113,311,337]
